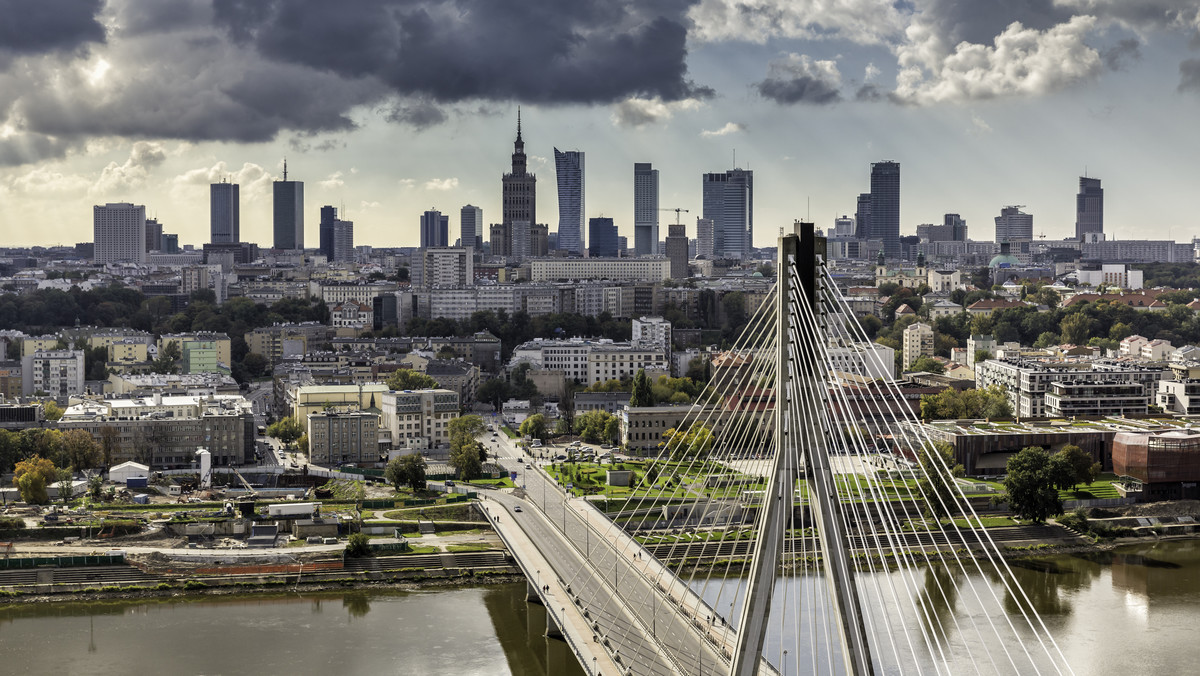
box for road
[482,419,738,676]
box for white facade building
[530,258,670,282]
[632,316,672,348]
[21,350,85,400]
[94,203,147,264]
[902,323,934,369]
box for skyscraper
[501,109,536,257]
[634,162,659,255]
[319,205,337,260]
[855,192,872,240]
[833,215,855,238]
[1075,176,1103,241]
[93,203,147,264]
[332,219,354,263]
[995,206,1033,242]
[273,161,304,249]
[145,218,163,253]
[702,169,753,258]
[210,181,239,244]
[696,218,715,258]
[665,223,688,278]
[461,205,483,249]
[869,161,900,258]
[554,149,585,256]
[588,217,618,258]
[421,210,449,248]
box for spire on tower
[517,106,522,142]
[283,158,288,181]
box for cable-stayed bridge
[484,223,1074,676]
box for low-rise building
[574,391,631,415]
[21,349,85,401]
[1113,430,1200,501]
[975,358,1168,418]
[380,388,459,449]
[307,408,380,466]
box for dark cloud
[920,0,1072,45]
[855,84,884,102]
[113,0,212,37]
[384,100,449,129]
[1102,38,1141,71]
[1179,58,1200,94]
[0,0,105,57]
[755,54,842,105]
[212,0,710,105]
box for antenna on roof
[282,158,288,181]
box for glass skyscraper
[1076,176,1103,241]
[555,149,584,255]
[634,162,659,255]
[869,161,900,259]
[273,161,304,250]
[210,181,239,244]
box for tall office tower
[273,161,304,249]
[696,217,715,258]
[855,193,872,239]
[209,181,239,244]
[319,205,337,259]
[943,213,968,241]
[869,161,900,258]
[461,205,483,249]
[93,203,148,264]
[332,219,354,263]
[501,109,536,255]
[833,215,855,238]
[634,162,659,255]
[161,233,179,254]
[995,206,1033,242]
[144,218,163,253]
[554,149,585,255]
[617,236,629,256]
[511,220,532,260]
[421,210,449,248]
[1075,176,1103,241]
[588,218,618,258]
[665,223,689,278]
[702,169,754,258]
[547,231,559,251]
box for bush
[0,517,25,529]
[1057,509,1088,533]
[345,532,371,558]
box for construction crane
[659,207,689,225]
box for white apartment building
[1075,263,1143,290]
[827,343,895,380]
[21,350,85,400]
[509,338,668,386]
[422,247,474,288]
[902,322,934,369]
[94,203,148,264]
[632,316,672,348]
[530,258,670,283]
[1141,339,1174,361]
[1120,335,1149,357]
[316,282,397,306]
[975,358,1168,418]
[380,389,460,449]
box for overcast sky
[0,0,1198,250]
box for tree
[1060,313,1095,346]
[604,416,621,445]
[61,429,101,470]
[477,379,510,411]
[1052,445,1098,491]
[448,415,487,455]
[685,356,711,384]
[386,454,428,491]
[386,368,439,391]
[574,410,618,444]
[630,369,654,408]
[13,455,57,505]
[920,386,1011,421]
[1002,447,1064,523]
[449,439,483,481]
[519,414,548,441]
[909,356,945,374]
[151,340,182,374]
[917,442,964,522]
[554,417,571,436]
[345,532,372,558]
[56,468,75,504]
[266,416,304,444]
[242,352,268,378]
[98,426,120,467]
[42,401,64,422]
[661,424,714,460]
[88,474,104,501]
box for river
[2,540,1199,675]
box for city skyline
[0,2,1198,249]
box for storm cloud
[756,54,843,105]
[0,0,105,58]
[213,0,709,105]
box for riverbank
[1,568,525,604]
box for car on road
[554,454,567,461]
[445,480,456,487]
[513,506,522,512]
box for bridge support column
[544,608,564,640]
[526,579,543,604]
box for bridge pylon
[728,221,874,676]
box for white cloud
[359,200,380,211]
[610,97,704,128]
[6,167,91,196]
[688,0,906,45]
[319,171,345,189]
[893,17,1102,105]
[701,122,746,137]
[398,178,416,188]
[91,141,167,196]
[864,63,881,81]
[423,177,458,191]
[970,112,993,134]
[170,160,274,203]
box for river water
[2,540,1199,675]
